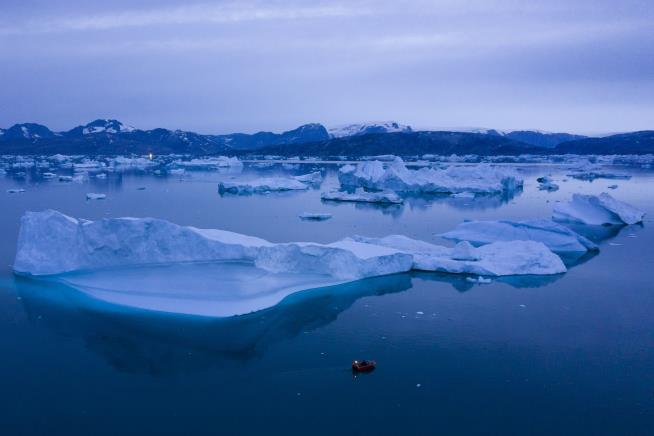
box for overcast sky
[1,0,652,134]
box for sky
[0,0,652,135]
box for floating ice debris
[95,173,107,179]
[537,176,559,192]
[450,192,475,198]
[350,235,566,276]
[299,212,332,221]
[7,188,25,194]
[219,177,309,194]
[321,188,403,204]
[567,164,631,181]
[176,156,243,170]
[169,168,185,176]
[338,157,523,194]
[466,276,492,284]
[86,193,106,200]
[58,175,73,182]
[136,187,146,190]
[416,311,424,315]
[553,193,645,225]
[608,184,618,190]
[441,219,598,254]
[42,172,57,179]
[293,171,323,184]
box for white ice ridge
[14,210,565,278]
[350,235,566,276]
[553,193,645,225]
[338,157,523,194]
[321,188,403,204]
[219,177,309,194]
[13,210,411,278]
[440,219,598,253]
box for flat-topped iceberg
[441,219,598,254]
[219,177,309,194]
[553,193,645,225]
[321,188,403,204]
[13,210,412,279]
[350,235,566,276]
[338,157,522,194]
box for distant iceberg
[441,219,598,254]
[219,177,309,194]
[321,188,403,204]
[338,157,522,194]
[293,171,323,185]
[175,156,243,170]
[553,193,645,225]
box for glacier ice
[321,188,403,204]
[338,157,523,194]
[293,171,323,184]
[219,177,309,194]
[13,210,412,279]
[350,235,566,276]
[441,219,598,253]
[553,193,645,225]
[13,211,574,317]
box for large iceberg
[350,235,566,276]
[14,211,571,317]
[440,219,598,254]
[553,193,645,225]
[13,210,412,279]
[338,157,523,194]
[218,177,309,194]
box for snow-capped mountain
[1,123,56,141]
[328,122,412,138]
[66,119,136,136]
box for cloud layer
[1,0,652,134]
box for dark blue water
[1,162,654,435]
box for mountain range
[1,119,652,156]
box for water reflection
[13,274,412,375]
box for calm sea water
[1,162,654,435]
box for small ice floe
[466,276,492,284]
[95,173,107,179]
[608,184,618,190]
[42,172,57,179]
[609,242,623,246]
[537,176,559,192]
[168,168,185,176]
[219,177,308,194]
[338,157,523,194]
[441,219,598,254]
[7,188,25,194]
[553,193,645,225]
[293,171,323,184]
[299,212,332,221]
[416,311,424,315]
[176,156,243,170]
[450,192,475,198]
[59,175,73,182]
[86,193,106,200]
[321,188,403,204]
[567,164,631,181]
